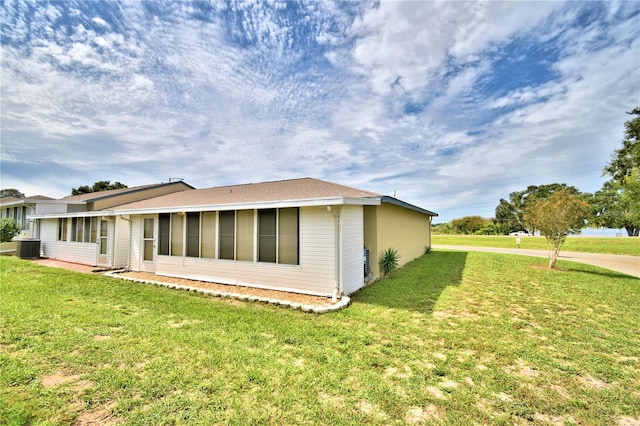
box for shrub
[0,218,21,242]
[379,248,400,278]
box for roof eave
[28,197,381,218]
[379,196,438,217]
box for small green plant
[379,247,400,278]
[0,218,20,242]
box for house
[0,195,55,238]
[28,181,193,266]
[29,178,437,299]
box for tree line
[435,108,640,237]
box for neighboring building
[0,195,55,238]
[29,178,437,299]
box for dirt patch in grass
[405,404,445,423]
[356,400,388,420]
[618,416,640,426]
[93,335,111,341]
[579,375,610,389]
[75,406,123,425]
[504,358,539,378]
[42,371,82,387]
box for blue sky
[1,0,639,222]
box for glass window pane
[201,212,216,258]
[90,218,97,243]
[84,218,91,242]
[219,211,235,260]
[71,218,78,242]
[76,218,84,242]
[236,210,254,261]
[278,208,299,265]
[58,218,68,241]
[258,209,276,263]
[144,218,154,239]
[144,240,154,261]
[186,212,200,257]
[158,214,170,255]
[171,213,184,256]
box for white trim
[28,196,382,221]
[28,211,116,220]
[111,196,381,216]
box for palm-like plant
[379,248,400,278]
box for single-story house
[29,178,437,299]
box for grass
[433,234,640,256]
[1,254,639,425]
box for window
[58,218,68,241]
[171,213,184,256]
[158,213,170,255]
[153,208,299,264]
[278,208,299,265]
[70,218,78,242]
[76,218,84,242]
[219,211,235,260]
[83,218,91,243]
[257,208,299,265]
[258,209,277,263]
[186,212,200,257]
[201,212,216,258]
[236,210,254,261]
[90,217,98,243]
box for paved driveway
[433,245,640,278]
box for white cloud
[91,16,109,28]
[1,1,638,223]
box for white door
[97,219,109,266]
[141,217,156,272]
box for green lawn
[433,234,640,256]
[1,254,639,425]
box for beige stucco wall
[364,203,431,278]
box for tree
[590,175,640,237]
[0,218,21,242]
[495,184,582,234]
[451,215,486,234]
[594,108,640,236]
[71,181,127,196]
[604,107,640,182]
[524,189,589,268]
[0,188,25,198]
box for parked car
[509,230,533,236]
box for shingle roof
[0,195,55,205]
[114,178,381,211]
[61,181,194,202]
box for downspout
[328,205,342,303]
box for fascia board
[28,211,116,220]
[112,196,381,216]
